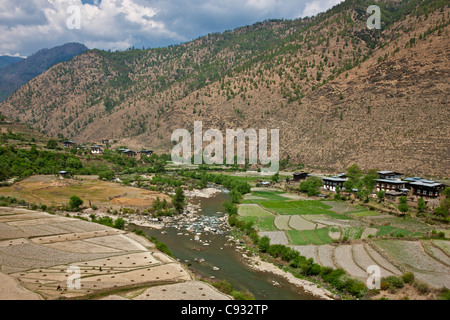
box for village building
[375,170,409,196]
[139,150,154,157]
[322,176,347,192]
[63,141,76,148]
[407,179,445,198]
[121,149,137,158]
[293,171,309,181]
[90,145,104,154]
[377,171,403,180]
[376,179,409,193]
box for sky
[0,0,344,57]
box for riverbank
[246,255,334,300]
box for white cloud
[0,0,345,56]
[302,0,343,17]
[0,0,174,55]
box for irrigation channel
[131,187,318,300]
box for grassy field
[238,204,273,217]
[376,226,413,237]
[260,200,333,215]
[287,230,310,245]
[0,175,169,208]
[342,227,364,240]
[287,228,333,245]
[350,210,381,217]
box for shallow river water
[132,189,318,300]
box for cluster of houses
[62,140,153,159]
[319,170,446,200]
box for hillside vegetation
[0,0,449,177]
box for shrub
[321,268,346,289]
[401,272,415,284]
[213,280,233,295]
[267,244,287,259]
[99,170,115,180]
[383,276,404,289]
[231,290,255,300]
[113,217,126,230]
[69,195,83,211]
[438,288,450,300]
[414,281,429,294]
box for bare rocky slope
[1,0,448,177]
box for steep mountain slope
[0,56,24,69]
[0,0,448,177]
[0,43,87,101]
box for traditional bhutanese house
[90,145,104,154]
[122,149,137,158]
[139,150,154,157]
[63,141,76,148]
[408,179,444,198]
[376,179,409,192]
[322,176,347,192]
[293,172,309,181]
[377,171,403,180]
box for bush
[113,217,126,230]
[213,280,232,295]
[401,272,415,284]
[382,276,404,289]
[69,195,83,211]
[46,139,58,149]
[267,244,287,259]
[438,288,450,300]
[99,170,115,180]
[414,281,429,294]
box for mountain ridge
[0,0,448,177]
[0,42,88,102]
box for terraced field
[241,189,450,290]
[373,240,450,289]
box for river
[132,188,318,300]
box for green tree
[69,195,83,211]
[154,160,166,173]
[334,185,341,200]
[417,197,426,213]
[230,189,242,204]
[377,190,386,203]
[66,157,83,170]
[258,236,271,253]
[271,172,280,183]
[99,170,115,181]
[172,187,186,213]
[299,176,323,197]
[398,196,409,215]
[344,164,363,191]
[46,139,58,149]
[113,217,126,230]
